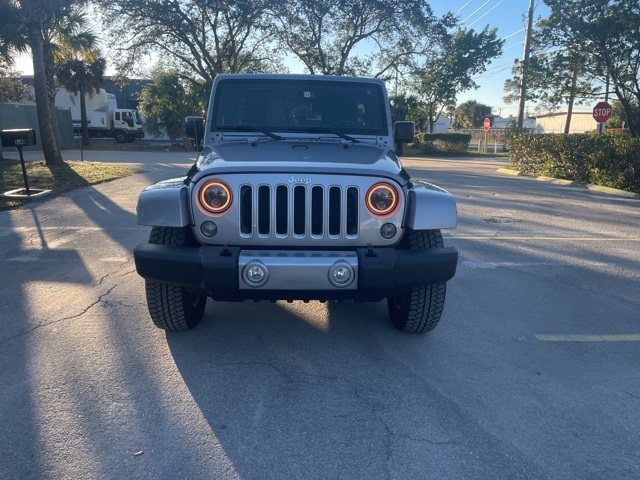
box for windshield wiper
[218,125,284,141]
[288,127,360,143]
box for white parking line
[536,334,640,342]
[448,236,640,241]
[462,260,555,269]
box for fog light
[201,221,218,237]
[242,261,269,287]
[328,261,355,288]
[380,223,396,239]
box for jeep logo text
[288,176,312,185]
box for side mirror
[394,121,414,155]
[185,116,205,151]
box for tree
[453,100,492,129]
[504,34,599,134]
[138,68,200,142]
[389,94,420,124]
[608,99,639,129]
[22,0,67,164]
[43,4,99,150]
[411,26,503,132]
[0,61,31,103]
[0,1,28,63]
[56,55,106,146]
[271,0,445,77]
[1,1,97,157]
[93,0,281,90]
[0,0,85,165]
[541,0,640,137]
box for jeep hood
[187,140,406,184]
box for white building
[530,110,598,134]
[432,115,451,133]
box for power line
[455,0,474,16]
[467,0,506,28]
[460,0,493,25]
[473,65,513,79]
[504,41,525,51]
[472,45,567,80]
[480,60,516,74]
[501,28,525,41]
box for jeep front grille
[239,184,360,239]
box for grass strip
[0,160,135,211]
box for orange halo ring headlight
[366,182,399,217]
[198,179,233,214]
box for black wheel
[114,130,127,143]
[387,229,447,333]
[145,226,206,330]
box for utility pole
[517,0,535,131]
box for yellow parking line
[536,334,640,342]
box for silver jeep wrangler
[134,74,458,333]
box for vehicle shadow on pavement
[164,299,546,479]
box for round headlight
[199,180,232,214]
[366,183,399,216]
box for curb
[496,167,522,176]
[497,167,638,199]
[535,176,576,186]
[587,184,640,199]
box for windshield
[133,110,144,125]
[211,78,388,137]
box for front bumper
[133,244,458,302]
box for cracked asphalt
[1,150,639,479]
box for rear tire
[387,229,447,333]
[145,227,206,330]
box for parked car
[134,74,458,333]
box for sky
[14,0,552,118]
[434,0,552,117]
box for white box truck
[55,88,144,143]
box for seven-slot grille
[239,184,359,239]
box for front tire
[387,229,447,333]
[114,130,127,143]
[145,227,206,330]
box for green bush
[410,133,472,154]
[507,133,640,192]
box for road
[1,151,639,479]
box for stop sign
[483,117,491,131]
[593,101,612,123]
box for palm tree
[2,0,85,166]
[43,5,98,149]
[1,1,94,166]
[56,55,106,146]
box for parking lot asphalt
[1,150,639,479]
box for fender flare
[136,178,190,227]
[404,180,457,230]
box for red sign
[593,101,612,123]
[483,118,491,131]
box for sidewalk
[2,146,196,165]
